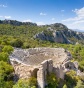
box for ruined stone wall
[53,65,64,79]
[48,59,53,73]
[9,48,73,88]
[37,67,45,88]
[11,60,36,79]
[37,59,53,88]
[11,58,78,88]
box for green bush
[11,39,23,48]
[63,84,67,88]
[0,61,14,88]
[13,77,37,88]
[46,73,58,88]
[79,61,84,72]
[74,80,84,88]
[2,45,14,54]
[65,70,80,88]
[0,52,9,62]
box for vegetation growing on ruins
[46,73,58,88]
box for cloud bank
[62,7,84,30]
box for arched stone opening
[32,68,39,78]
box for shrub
[0,61,14,88]
[0,52,9,62]
[46,73,58,88]
[13,77,37,88]
[11,39,23,48]
[2,45,14,54]
[74,80,84,88]
[63,84,67,88]
[65,70,80,88]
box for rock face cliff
[35,23,84,44]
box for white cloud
[0,16,3,18]
[62,17,81,22]
[0,4,7,7]
[62,7,84,30]
[23,19,32,22]
[40,12,47,16]
[73,8,84,17]
[23,19,45,25]
[62,7,84,22]
[65,22,84,30]
[61,10,65,12]
[0,16,11,19]
[4,16,11,19]
[36,22,45,25]
[73,20,84,24]
[51,18,55,21]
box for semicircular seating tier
[10,48,71,66]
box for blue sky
[0,0,84,30]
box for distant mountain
[0,19,37,26]
[72,29,84,32]
[34,23,84,44]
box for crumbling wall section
[37,60,47,88]
[37,59,53,88]
[53,65,64,79]
[48,59,53,73]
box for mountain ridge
[0,19,84,44]
[34,23,84,44]
[0,19,37,26]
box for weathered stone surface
[10,48,78,88]
[12,63,35,79]
[10,48,71,66]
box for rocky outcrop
[34,23,84,44]
[35,29,70,43]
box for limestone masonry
[10,48,78,88]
